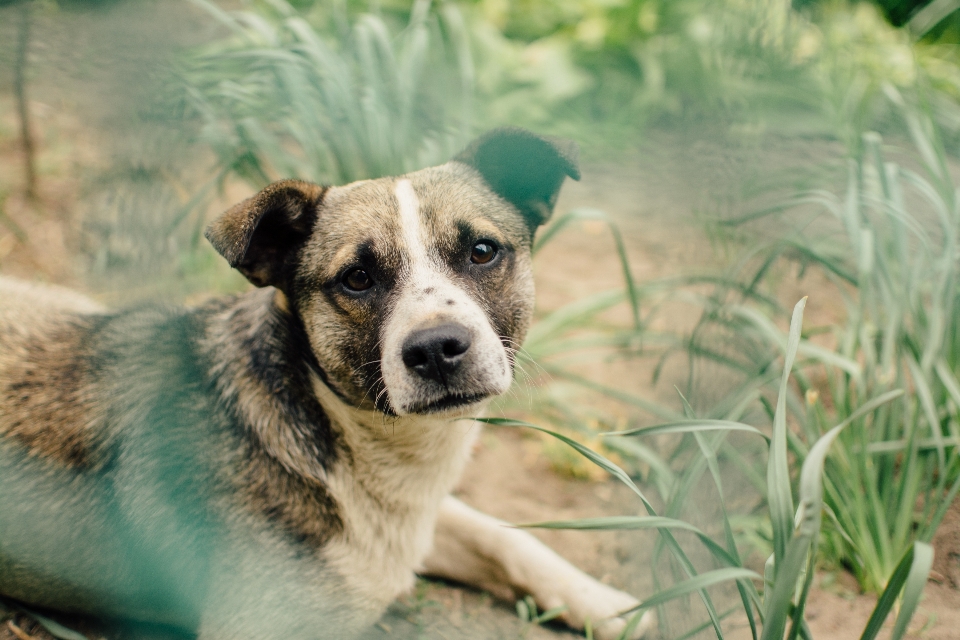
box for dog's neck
[204,288,339,483]
[312,375,482,502]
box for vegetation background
[2,0,960,638]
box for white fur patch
[395,179,428,270]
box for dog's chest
[317,401,481,610]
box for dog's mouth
[406,392,490,415]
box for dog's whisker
[356,379,379,409]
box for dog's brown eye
[471,241,497,265]
[343,268,373,292]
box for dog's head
[206,128,579,416]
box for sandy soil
[1,2,960,639]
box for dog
[0,128,654,640]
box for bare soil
[1,2,959,639]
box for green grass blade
[475,419,654,506]
[517,515,701,532]
[888,541,934,640]
[615,611,646,640]
[766,388,904,637]
[536,605,568,624]
[478,417,727,637]
[786,539,818,640]
[865,436,960,453]
[671,608,740,640]
[769,298,806,567]
[765,415,842,636]
[517,516,741,567]
[189,0,251,38]
[605,420,769,441]
[730,304,861,379]
[907,355,946,469]
[859,541,934,640]
[760,533,813,640]
[533,208,641,330]
[721,440,767,494]
[831,389,906,432]
[798,390,905,540]
[936,360,960,410]
[618,568,762,617]
[523,290,625,350]
[686,414,760,639]
[923,469,960,544]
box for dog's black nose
[401,324,472,384]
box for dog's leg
[422,496,655,640]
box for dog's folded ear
[205,180,326,288]
[454,127,580,230]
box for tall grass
[653,98,960,595]
[177,0,960,168]
[180,0,475,187]
[485,98,958,636]
[484,299,933,640]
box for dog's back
[0,279,364,637]
[0,277,105,318]
[0,278,149,619]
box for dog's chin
[401,392,493,417]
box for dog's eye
[343,268,373,292]
[470,241,497,265]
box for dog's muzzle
[386,318,507,415]
[381,279,514,415]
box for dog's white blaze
[395,179,429,272]
[381,179,512,415]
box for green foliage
[486,300,933,640]
[466,0,806,140]
[515,594,568,629]
[458,0,960,149]
[177,0,960,168]
[180,0,475,187]
[662,99,960,595]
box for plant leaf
[619,568,762,617]
[605,419,769,441]
[859,541,934,640]
[768,298,805,570]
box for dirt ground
[1,2,960,639]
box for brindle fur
[0,129,653,640]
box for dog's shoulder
[0,277,113,467]
[0,279,225,470]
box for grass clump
[662,98,960,596]
[179,0,475,187]
[486,298,933,640]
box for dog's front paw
[535,577,655,640]
[591,607,656,640]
